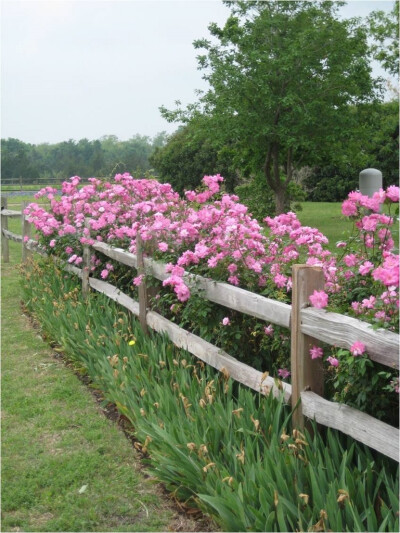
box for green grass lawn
[298,201,398,252]
[1,223,204,531]
[297,201,351,250]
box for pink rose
[133,274,144,286]
[158,242,168,252]
[278,368,291,379]
[309,346,323,359]
[386,185,399,202]
[264,325,274,336]
[309,290,328,309]
[358,261,374,276]
[350,341,365,356]
[327,356,339,367]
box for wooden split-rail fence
[2,198,399,462]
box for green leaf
[198,493,245,532]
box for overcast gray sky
[1,0,395,145]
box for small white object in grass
[78,485,88,494]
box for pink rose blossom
[264,325,274,336]
[133,274,144,286]
[327,356,339,367]
[344,270,355,280]
[278,368,290,379]
[194,243,209,258]
[344,254,358,267]
[158,242,168,252]
[185,191,196,202]
[222,317,230,326]
[361,296,376,309]
[350,341,366,356]
[372,254,399,287]
[207,256,218,268]
[361,216,378,232]
[101,269,109,279]
[386,185,399,202]
[310,346,323,359]
[175,283,190,302]
[232,250,242,260]
[274,273,287,288]
[373,188,386,204]
[227,263,238,274]
[309,290,328,309]
[358,261,374,276]
[342,199,357,217]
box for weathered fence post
[1,197,9,263]
[82,218,91,299]
[22,201,32,263]
[147,236,160,309]
[291,264,325,429]
[136,233,149,335]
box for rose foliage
[25,174,399,424]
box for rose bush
[25,173,399,423]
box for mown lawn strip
[1,254,204,532]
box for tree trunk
[263,144,292,215]
[275,187,288,215]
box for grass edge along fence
[1,198,399,462]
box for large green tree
[161,0,380,213]
[368,1,399,77]
[304,98,399,202]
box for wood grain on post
[1,197,9,263]
[145,237,160,309]
[291,264,325,429]
[136,233,149,334]
[81,218,91,299]
[22,201,32,263]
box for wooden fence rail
[92,241,399,368]
[92,241,292,328]
[2,205,399,461]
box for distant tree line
[1,133,168,184]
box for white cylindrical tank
[359,168,382,198]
